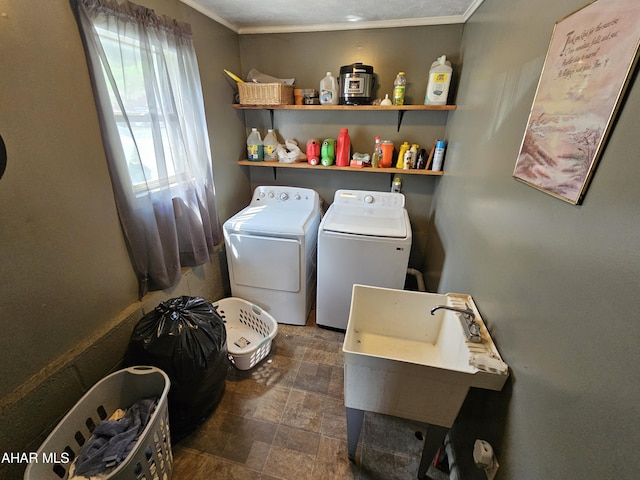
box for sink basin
[343,285,509,428]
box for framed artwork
[513,0,640,204]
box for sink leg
[417,424,449,480]
[345,407,365,460]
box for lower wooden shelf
[237,160,443,176]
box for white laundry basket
[212,297,278,370]
[24,366,171,480]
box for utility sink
[343,284,509,429]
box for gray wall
[429,0,640,478]
[3,0,639,478]
[0,1,246,476]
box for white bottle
[409,143,419,169]
[247,128,263,161]
[263,129,279,161]
[431,140,446,171]
[391,176,402,193]
[320,72,339,105]
[425,56,453,105]
[403,148,412,170]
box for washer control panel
[252,186,317,206]
[333,189,405,208]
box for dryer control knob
[279,192,289,201]
[268,191,275,198]
[363,194,374,204]
[295,194,301,200]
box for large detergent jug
[321,139,336,166]
[306,138,321,165]
[263,129,279,161]
[319,72,339,105]
[247,128,263,161]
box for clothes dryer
[224,186,321,326]
[316,190,411,330]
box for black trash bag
[126,296,229,443]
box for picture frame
[513,0,640,204]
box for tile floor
[172,308,449,480]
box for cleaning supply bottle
[393,72,406,106]
[416,148,427,169]
[247,128,263,161]
[380,140,394,168]
[320,72,339,105]
[263,129,279,161]
[403,147,412,170]
[431,140,447,171]
[391,176,402,193]
[321,139,335,166]
[371,135,382,168]
[425,56,453,105]
[336,128,351,166]
[396,141,410,169]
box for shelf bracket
[396,110,405,132]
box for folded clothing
[74,397,157,477]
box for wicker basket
[24,366,172,480]
[238,83,294,105]
[212,297,278,370]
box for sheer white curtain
[72,0,221,297]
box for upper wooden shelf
[233,103,456,131]
[232,104,456,111]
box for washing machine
[316,189,412,330]
[224,186,321,326]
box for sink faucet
[430,304,482,343]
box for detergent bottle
[247,128,263,161]
[396,141,410,169]
[319,72,339,105]
[306,138,321,165]
[321,139,336,166]
[336,128,351,166]
[263,129,279,161]
[425,56,453,105]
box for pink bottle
[336,128,351,167]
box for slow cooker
[339,63,375,105]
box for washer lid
[322,204,409,238]
[226,204,314,235]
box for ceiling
[180,0,485,34]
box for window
[72,0,221,297]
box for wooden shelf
[232,104,456,111]
[238,160,443,176]
[233,103,456,131]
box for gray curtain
[71,0,221,297]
